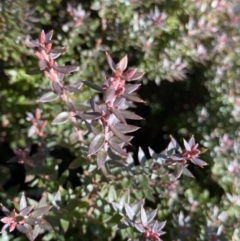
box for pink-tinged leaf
[38,92,59,103]
[9,222,17,232]
[31,206,51,218]
[0,205,10,216]
[53,65,78,74]
[169,136,182,152]
[50,52,61,59]
[124,203,134,220]
[34,51,44,60]
[97,149,108,169]
[108,140,128,157]
[140,206,148,226]
[191,157,207,167]
[104,86,115,103]
[183,139,191,151]
[45,30,53,42]
[28,40,39,48]
[88,134,105,156]
[111,108,127,124]
[39,30,46,44]
[120,110,143,120]
[122,68,137,80]
[106,52,116,72]
[19,194,28,209]
[82,81,102,92]
[122,93,145,103]
[0,223,9,233]
[38,60,47,70]
[110,125,131,144]
[114,123,140,133]
[0,217,12,224]
[52,112,69,125]
[128,71,145,81]
[52,81,63,95]
[117,55,128,72]
[114,96,125,107]
[28,125,36,137]
[124,84,141,94]
[20,206,34,216]
[188,135,195,147]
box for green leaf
[108,186,117,202]
[52,112,69,125]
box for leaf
[31,206,51,218]
[51,47,66,54]
[38,60,47,70]
[128,71,145,81]
[114,123,140,133]
[110,125,131,144]
[0,204,10,216]
[104,86,116,103]
[28,125,36,137]
[38,219,53,231]
[138,175,148,189]
[140,206,148,226]
[82,81,102,92]
[53,65,78,74]
[108,140,128,157]
[124,203,134,220]
[45,30,53,41]
[97,149,108,169]
[69,132,78,145]
[134,223,145,233]
[191,157,208,167]
[188,135,195,147]
[20,206,34,216]
[52,112,69,125]
[38,196,47,208]
[108,186,117,202]
[183,139,191,151]
[60,219,69,232]
[146,209,157,223]
[120,110,143,120]
[16,224,29,234]
[112,202,123,212]
[38,92,59,103]
[111,108,127,124]
[124,84,141,94]
[26,68,42,75]
[106,52,116,72]
[52,81,62,95]
[117,55,128,72]
[90,98,101,112]
[77,112,101,120]
[182,166,194,178]
[122,93,144,103]
[174,163,183,179]
[88,134,105,156]
[69,157,83,169]
[25,217,42,226]
[122,68,137,80]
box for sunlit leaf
[52,112,69,125]
[88,134,105,156]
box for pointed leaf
[0,204,10,216]
[53,65,78,74]
[124,203,134,220]
[134,223,145,233]
[51,47,66,54]
[114,123,140,133]
[122,93,145,103]
[52,112,69,125]
[131,200,144,216]
[124,84,141,94]
[20,206,34,216]
[16,224,29,234]
[38,92,59,103]
[183,139,191,151]
[97,149,108,169]
[191,157,207,167]
[110,125,131,144]
[122,68,137,80]
[88,134,105,156]
[112,202,123,212]
[111,108,127,124]
[146,209,157,223]
[28,125,36,137]
[120,110,143,120]
[31,206,51,218]
[140,206,148,226]
[108,186,117,202]
[188,135,195,147]
[77,112,101,120]
[82,81,102,92]
[69,157,83,169]
[108,140,128,157]
[182,166,194,178]
[128,71,145,81]
[117,55,128,72]
[106,52,116,72]
[52,81,63,95]
[90,98,101,112]
[104,86,116,103]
